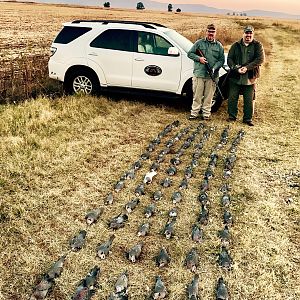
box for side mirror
[168,47,180,56]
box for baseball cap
[207,24,216,32]
[244,25,254,33]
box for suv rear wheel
[65,70,100,95]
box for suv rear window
[90,29,132,51]
[54,26,91,44]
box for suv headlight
[50,46,57,57]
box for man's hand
[238,66,247,74]
[199,56,207,64]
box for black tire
[211,74,229,113]
[181,79,193,108]
[211,91,223,112]
[64,69,100,95]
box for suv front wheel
[65,69,100,95]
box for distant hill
[20,0,300,19]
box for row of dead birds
[195,127,245,271]
[30,122,243,300]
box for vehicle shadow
[101,90,190,112]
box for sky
[154,0,300,15]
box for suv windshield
[164,30,193,53]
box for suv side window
[136,31,173,56]
[90,29,132,51]
[54,26,91,44]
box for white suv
[49,20,228,110]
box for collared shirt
[187,38,225,78]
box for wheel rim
[73,75,93,94]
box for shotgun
[196,49,224,100]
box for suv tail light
[50,46,57,57]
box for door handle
[134,58,144,61]
[88,53,98,56]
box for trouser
[191,77,216,118]
[228,80,255,121]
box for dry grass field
[0,2,299,300]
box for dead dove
[124,169,135,180]
[191,224,203,243]
[69,230,87,252]
[30,275,54,300]
[85,208,104,225]
[198,204,209,226]
[152,276,167,299]
[127,242,144,263]
[143,171,157,184]
[216,277,229,300]
[150,162,160,172]
[171,191,182,204]
[135,184,145,196]
[218,225,230,246]
[156,247,171,268]
[85,266,100,290]
[161,177,172,188]
[163,219,176,239]
[176,148,185,157]
[185,248,199,272]
[132,160,142,170]
[187,274,200,300]
[165,139,174,148]
[221,194,230,207]
[223,210,233,226]
[179,178,188,190]
[47,254,67,280]
[96,234,115,259]
[71,266,100,300]
[182,140,191,149]
[105,192,114,205]
[115,181,125,192]
[168,208,178,218]
[170,157,181,166]
[198,192,209,206]
[151,137,161,145]
[192,151,201,159]
[137,222,150,237]
[152,190,162,201]
[115,270,128,294]
[191,158,199,168]
[125,198,140,213]
[218,246,233,269]
[194,142,204,150]
[109,213,128,229]
[144,203,156,218]
[147,143,155,152]
[199,178,209,192]
[141,151,150,160]
[156,154,165,163]
[204,168,214,180]
[166,166,177,176]
[220,183,230,194]
[185,166,193,179]
[108,291,128,300]
[223,169,232,179]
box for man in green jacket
[227,25,265,126]
[187,24,225,120]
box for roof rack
[71,20,166,29]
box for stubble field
[0,2,299,300]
